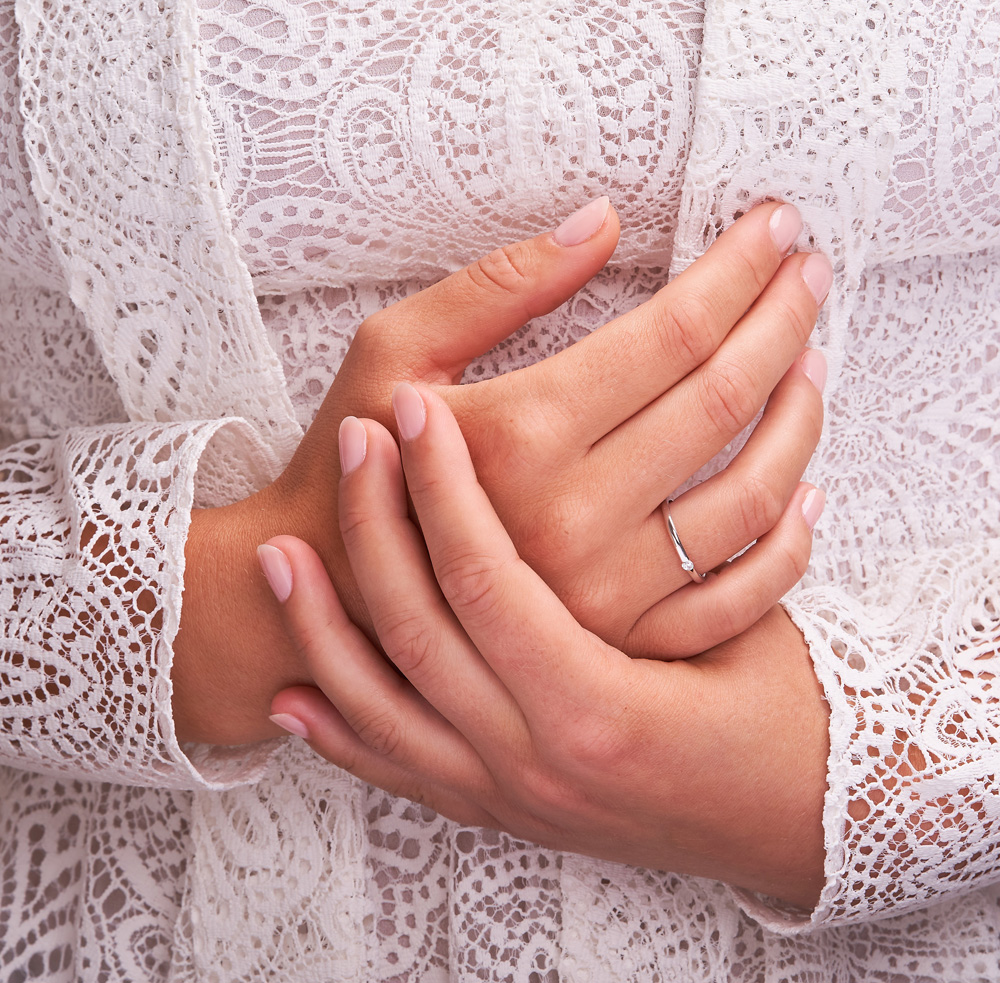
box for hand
[266,388,830,907]
[288,198,828,655]
[174,199,829,744]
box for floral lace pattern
[197,0,705,291]
[1,0,999,979]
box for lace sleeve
[0,418,281,790]
[776,540,999,929]
[725,539,1000,931]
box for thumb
[358,195,620,383]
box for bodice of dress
[3,0,999,295]
[196,0,1000,288]
[191,0,1000,437]
[196,0,707,290]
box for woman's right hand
[266,389,830,908]
[173,199,830,744]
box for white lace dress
[1,0,999,979]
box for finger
[518,201,808,442]
[261,531,489,791]
[337,417,525,746]
[555,348,824,644]
[661,348,825,559]
[624,483,825,659]
[392,383,626,713]
[270,685,499,829]
[590,248,830,497]
[353,196,620,384]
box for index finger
[391,383,628,714]
[521,201,804,443]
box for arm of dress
[735,541,1000,931]
[0,419,283,790]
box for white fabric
[1,0,999,979]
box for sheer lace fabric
[197,0,705,292]
[1,0,999,981]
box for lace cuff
[730,542,1000,933]
[0,417,281,790]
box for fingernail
[768,204,802,255]
[799,349,827,393]
[339,416,367,475]
[801,487,826,530]
[801,253,834,306]
[269,712,309,740]
[257,543,292,603]
[392,382,426,441]
[553,195,610,247]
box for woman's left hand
[265,386,829,908]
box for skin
[173,200,829,753]
[267,389,829,908]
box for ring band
[665,502,706,584]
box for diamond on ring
[665,503,706,584]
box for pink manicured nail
[257,543,293,603]
[392,382,426,441]
[801,487,826,530]
[553,195,610,247]
[270,712,309,740]
[801,253,834,306]
[799,349,827,393]
[769,204,802,255]
[339,416,367,475]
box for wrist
[172,491,312,745]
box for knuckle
[732,469,785,537]
[515,763,582,820]
[771,292,815,346]
[752,534,811,604]
[650,618,701,658]
[804,396,825,447]
[377,607,440,678]
[514,493,587,569]
[434,546,509,625]
[558,728,619,775]
[352,308,421,375]
[292,610,344,666]
[778,534,811,582]
[730,245,773,297]
[338,500,382,546]
[357,307,387,337]
[397,465,451,505]
[697,362,761,436]
[493,408,550,467]
[707,586,751,641]
[356,307,399,347]
[630,613,695,659]
[651,292,719,368]
[464,241,537,306]
[352,702,404,757]
[547,707,632,776]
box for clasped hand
[283,198,828,656]
[252,200,832,906]
[268,382,829,908]
[176,201,832,891]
